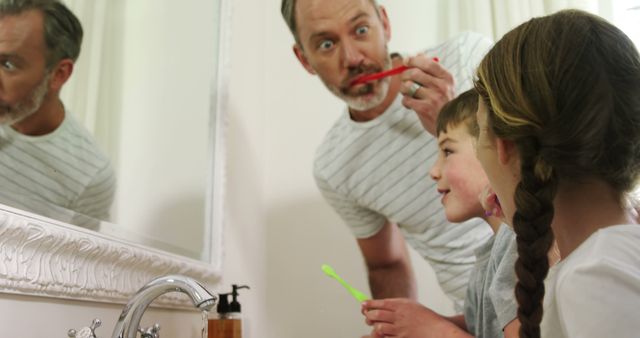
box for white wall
[259,1,454,337]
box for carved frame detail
[0,205,220,307]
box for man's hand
[399,54,455,136]
[361,298,471,338]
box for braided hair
[475,9,640,338]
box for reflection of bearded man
[0,72,51,125]
[323,54,392,112]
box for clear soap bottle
[208,285,249,338]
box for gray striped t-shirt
[313,32,494,309]
[464,224,518,338]
[0,111,115,228]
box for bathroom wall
[260,1,454,337]
[221,0,462,336]
[234,1,640,336]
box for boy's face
[429,122,489,223]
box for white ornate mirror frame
[0,0,232,308]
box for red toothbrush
[350,65,410,86]
[350,57,439,86]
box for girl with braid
[474,9,640,338]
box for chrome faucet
[111,275,218,338]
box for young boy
[362,89,519,338]
[431,89,520,337]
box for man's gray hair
[0,0,83,68]
[281,0,378,45]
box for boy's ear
[496,138,516,166]
[293,44,316,75]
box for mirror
[61,1,225,262]
[0,0,229,305]
[0,1,226,261]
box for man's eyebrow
[307,12,372,43]
[350,12,370,24]
[0,52,24,62]
[308,30,331,43]
[0,52,18,58]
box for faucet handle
[138,323,161,338]
[68,318,101,338]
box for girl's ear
[496,137,516,166]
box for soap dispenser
[208,284,250,338]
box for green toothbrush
[321,264,370,302]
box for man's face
[0,10,51,125]
[293,0,392,111]
[429,122,489,223]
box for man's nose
[341,39,365,68]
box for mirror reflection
[0,1,114,228]
[0,0,221,261]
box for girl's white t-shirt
[541,224,640,338]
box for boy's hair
[436,89,479,138]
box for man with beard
[0,0,114,227]
[281,0,494,311]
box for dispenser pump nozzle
[229,284,250,313]
[216,293,231,314]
